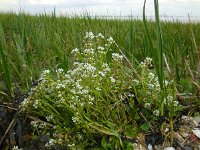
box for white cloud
[0,0,19,10]
[0,0,200,21]
[28,0,63,5]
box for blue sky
[1,0,200,20]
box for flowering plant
[21,32,180,149]
[22,32,131,148]
[134,57,179,117]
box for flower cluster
[20,33,180,149]
[140,57,152,69]
[45,139,56,147]
[112,53,123,62]
[21,32,128,148]
[12,146,23,150]
[134,57,180,116]
[31,121,47,129]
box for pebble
[193,116,200,124]
[154,145,163,150]
[182,144,194,150]
[147,144,153,150]
[192,120,199,127]
[192,128,200,138]
[133,143,146,150]
[163,147,175,150]
[173,132,184,143]
[180,132,189,138]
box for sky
[0,0,200,21]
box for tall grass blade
[154,0,164,89]
[143,0,162,83]
[0,23,13,96]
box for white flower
[174,101,179,107]
[45,139,56,147]
[165,127,169,133]
[144,57,152,65]
[153,109,160,116]
[140,57,153,68]
[96,87,101,91]
[58,93,62,98]
[83,63,96,72]
[99,71,106,77]
[79,89,89,95]
[128,93,135,97]
[88,95,94,102]
[112,53,123,61]
[164,80,169,86]
[56,83,65,89]
[110,76,115,83]
[72,116,79,124]
[102,63,111,72]
[97,33,104,38]
[40,69,50,80]
[21,98,29,107]
[31,121,38,128]
[70,89,76,94]
[71,48,79,54]
[75,82,83,90]
[68,143,75,147]
[97,46,105,51]
[107,36,114,44]
[148,72,155,80]
[12,146,23,150]
[168,96,173,102]
[83,48,94,55]
[33,100,39,108]
[46,115,53,122]
[56,68,64,73]
[133,79,139,85]
[43,69,50,74]
[140,62,146,68]
[148,83,155,90]
[85,32,95,39]
[144,103,151,109]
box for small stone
[193,116,200,124]
[174,132,184,143]
[183,144,194,150]
[138,144,146,150]
[154,145,163,150]
[181,116,188,120]
[163,147,175,150]
[192,120,199,127]
[192,128,200,138]
[133,143,146,150]
[180,132,189,138]
[148,144,153,150]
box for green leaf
[140,122,150,132]
[0,23,13,96]
[126,143,135,150]
[101,137,107,149]
[106,121,115,129]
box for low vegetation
[0,0,200,149]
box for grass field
[0,5,200,149]
[0,12,200,96]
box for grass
[0,4,200,149]
[0,12,199,96]
[0,23,13,97]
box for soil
[0,93,200,150]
